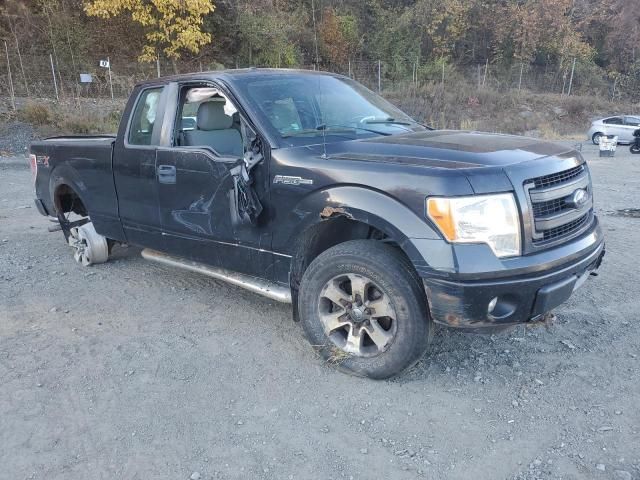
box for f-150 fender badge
[273,175,314,186]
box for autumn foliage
[83,0,214,62]
[1,0,639,91]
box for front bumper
[422,224,605,329]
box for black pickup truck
[30,69,604,379]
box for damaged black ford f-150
[30,69,605,378]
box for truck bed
[31,134,122,241]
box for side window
[128,87,164,146]
[175,86,244,158]
[603,117,623,125]
[624,116,640,126]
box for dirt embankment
[0,87,633,157]
[388,85,633,140]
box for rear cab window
[128,87,164,146]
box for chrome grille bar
[525,163,593,245]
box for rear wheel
[67,221,109,266]
[592,132,604,145]
[298,240,433,379]
[631,144,640,154]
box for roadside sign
[99,58,114,99]
[80,73,93,83]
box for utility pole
[107,57,114,100]
[518,62,524,91]
[482,58,488,87]
[156,56,161,78]
[311,0,320,67]
[378,60,381,92]
[8,18,29,96]
[4,41,15,110]
[50,53,59,101]
[567,57,576,96]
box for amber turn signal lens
[426,198,457,241]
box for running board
[141,249,292,304]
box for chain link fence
[0,45,622,104]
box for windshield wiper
[281,128,325,138]
[363,117,413,126]
[317,124,392,136]
[281,124,391,138]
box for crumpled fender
[277,185,452,277]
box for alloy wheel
[68,222,109,266]
[318,273,398,357]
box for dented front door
[154,147,274,278]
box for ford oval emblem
[569,188,588,208]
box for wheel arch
[283,186,443,292]
[49,165,90,216]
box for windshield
[232,73,425,145]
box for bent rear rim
[68,222,108,266]
[318,273,398,357]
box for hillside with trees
[1,0,639,93]
[1,0,638,142]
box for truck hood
[326,130,575,169]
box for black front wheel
[298,240,433,379]
[592,132,604,145]
[630,144,640,154]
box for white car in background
[587,115,640,144]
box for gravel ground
[0,122,36,156]
[1,143,639,480]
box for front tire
[592,132,604,145]
[298,240,433,379]
[631,144,640,154]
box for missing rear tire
[68,222,109,266]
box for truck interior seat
[184,101,243,157]
[231,111,241,135]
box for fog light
[488,297,498,314]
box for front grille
[542,213,590,241]
[532,164,585,189]
[526,163,592,246]
[531,197,568,217]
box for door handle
[157,164,176,184]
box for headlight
[427,193,521,258]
